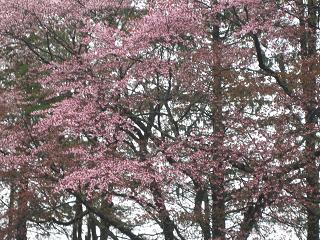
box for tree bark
[16,181,28,240]
[300,1,319,239]
[7,182,15,240]
[210,24,226,240]
[72,197,83,240]
[85,213,98,240]
[100,200,111,240]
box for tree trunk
[16,181,28,240]
[7,182,15,240]
[211,24,226,240]
[72,197,83,240]
[300,1,319,240]
[85,213,98,240]
[100,201,110,240]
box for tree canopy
[0,1,319,239]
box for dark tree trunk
[100,201,110,240]
[16,181,28,240]
[72,197,83,240]
[211,24,226,240]
[85,213,98,240]
[7,182,15,240]
[299,1,319,239]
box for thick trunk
[300,1,319,239]
[100,219,109,240]
[100,201,110,240]
[7,182,15,240]
[211,77,225,240]
[211,180,226,240]
[16,182,28,240]
[85,213,98,240]
[211,24,226,240]
[72,197,83,240]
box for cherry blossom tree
[0,0,319,240]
